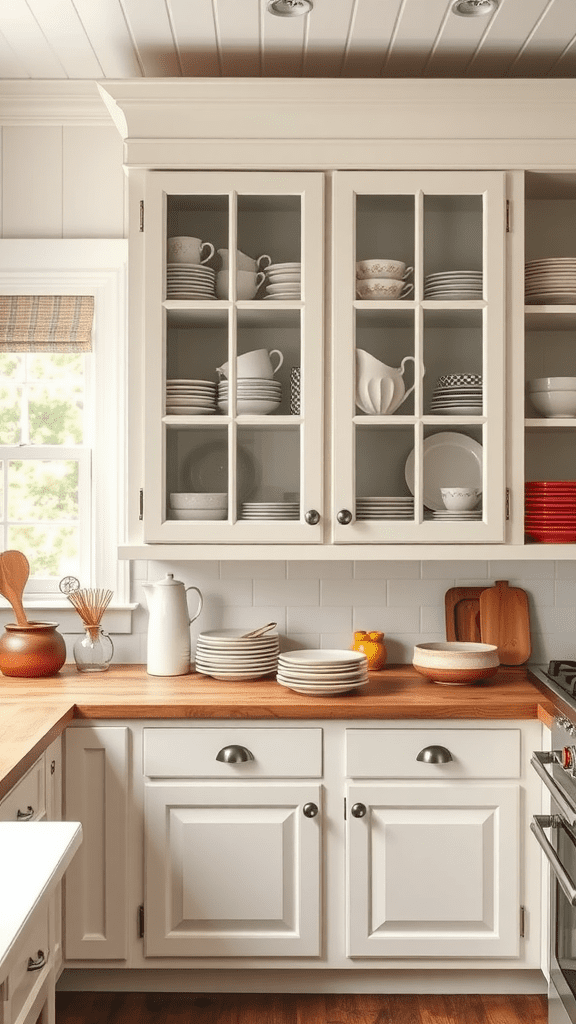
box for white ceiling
[0,0,575,81]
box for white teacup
[216,270,266,300]
[441,487,481,511]
[356,258,413,281]
[356,279,414,300]
[167,236,215,265]
[217,348,284,380]
[218,249,272,273]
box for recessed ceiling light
[266,0,313,17]
[451,0,498,16]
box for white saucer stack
[166,263,216,299]
[424,270,482,300]
[217,378,281,414]
[263,262,301,300]
[239,502,299,520]
[525,258,576,304]
[430,373,483,415]
[166,379,217,415]
[426,509,483,522]
[276,649,369,695]
[195,629,279,680]
[356,496,414,520]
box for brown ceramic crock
[0,621,66,677]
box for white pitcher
[356,349,420,415]
[142,573,203,676]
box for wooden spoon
[241,622,277,639]
[0,550,30,626]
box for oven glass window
[556,821,576,996]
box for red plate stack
[525,481,576,543]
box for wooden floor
[55,991,548,1024]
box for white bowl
[218,398,280,415]
[527,376,576,392]
[413,642,499,685]
[169,492,227,509]
[529,390,576,418]
[167,509,227,521]
[440,487,481,511]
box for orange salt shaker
[352,630,387,670]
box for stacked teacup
[356,258,413,300]
[432,487,482,522]
[167,236,216,298]
[216,347,283,415]
[216,249,270,300]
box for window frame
[0,239,128,602]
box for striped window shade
[0,295,94,352]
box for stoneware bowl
[170,492,227,509]
[413,641,499,686]
[526,376,576,392]
[441,487,481,510]
[529,390,576,418]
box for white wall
[1,116,574,668]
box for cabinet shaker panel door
[347,782,519,959]
[144,782,321,957]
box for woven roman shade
[0,295,94,352]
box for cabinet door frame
[332,170,506,545]
[346,780,519,958]
[141,170,325,544]
[144,781,322,957]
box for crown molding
[0,80,116,125]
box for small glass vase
[73,625,114,673]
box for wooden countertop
[0,663,558,801]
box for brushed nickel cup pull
[17,805,34,820]
[27,950,47,971]
[216,745,254,763]
[303,802,318,818]
[351,803,367,817]
[416,745,453,764]
[305,509,320,525]
[337,509,352,525]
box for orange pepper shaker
[352,630,387,670]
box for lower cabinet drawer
[143,727,323,778]
[8,906,50,1024]
[345,728,521,778]
[0,759,45,822]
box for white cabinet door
[144,782,321,957]
[347,782,519,958]
[64,727,129,961]
[332,170,506,544]
[141,170,325,544]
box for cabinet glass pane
[355,309,415,417]
[423,309,483,417]
[355,425,415,518]
[237,425,300,519]
[166,309,227,396]
[423,195,483,284]
[236,308,300,417]
[422,425,483,520]
[166,194,228,292]
[166,428,229,521]
[356,196,415,273]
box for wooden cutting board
[445,586,487,642]
[479,580,531,665]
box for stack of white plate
[239,502,299,520]
[217,378,281,415]
[166,379,217,415]
[430,373,483,415]
[167,492,227,521]
[427,509,483,522]
[424,270,483,300]
[525,258,576,304]
[166,263,216,299]
[263,262,301,300]
[195,629,279,680]
[356,496,414,520]
[277,649,369,695]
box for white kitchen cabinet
[63,726,129,961]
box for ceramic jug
[142,573,203,676]
[356,348,419,415]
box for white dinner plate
[276,679,365,695]
[196,668,274,680]
[165,406,217,415]
[167,509,227,520]
[405,431,483,512]
[279,649,367,667]
[525,292,576,304]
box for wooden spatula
[0,550,30,626]
[479,580,531,666]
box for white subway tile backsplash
[320,632,355,650]
[556,563,576,580]
[515,579,555,607]
[220,561,287,580]
[532,605,576,634]
[288,561,353,579]
[147,560,220,582]
[354,561,420,579]
[387,578,449,608]
[556,579,576,607]
[352,605,420,633]
[422,561,489,580]
[321,578,387,607]
[282,633,320,650]
[255,579,320,607]
[420,605,446,633]
[287,605,353,634]
[488,560,555,579]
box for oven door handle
[531,814,576,906]
[531,750,576,826]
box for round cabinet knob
[337,509,352,525]
[416,745,453,764]
[303,802,319,818]
[215,745,254,763]
[305,509,320,525]
[351,802,367,818]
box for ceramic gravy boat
[356,349,420,415]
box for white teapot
[142,573,203,676]
[356,349,420,415]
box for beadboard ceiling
[0,0,575,81]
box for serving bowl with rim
[413,641,499,685]
[528,390,576,417]
[526,376,576,392]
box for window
[0,240,128,601]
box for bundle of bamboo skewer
[67,588,113,640]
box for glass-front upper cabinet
[142,172,324,543]
[332,171,506,544]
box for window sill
[0,600,138,634]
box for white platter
[405,431,483,512]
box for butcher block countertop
[0,663,558,801]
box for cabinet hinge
[138,905,144,938]
[506,199,511,233]
[344,797,347,819]
[50,760,55,775]
[520,905,526,938]
[139,200,144,232]
[506,487,510,520]
[139,488,144,521]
